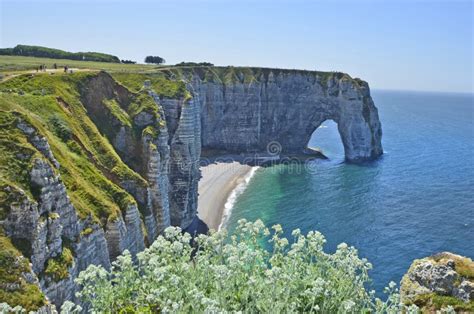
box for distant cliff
[182,67,383,162]
[0,66,383,309]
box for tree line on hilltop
[0,44,215,67]
[0,45,121,63]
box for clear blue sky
[1,0,472,93]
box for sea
[223,90,474,295]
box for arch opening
[307,120,345,161]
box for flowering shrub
[75,219,414,313]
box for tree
[176,61,214,67]
[144,55,165,65]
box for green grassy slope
[0,55,160,74]
[111,72,190,98]
[0,72,146,224]
[0,70,182,310]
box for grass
[412,293,474,312]
[0,72,146,224]
[80,227,94,237]
[102,98,132,128]
[161,65,351,89]
[431,252,474,280]
[402,253,474,312]
[44,247,74,282]
[0,56,361,93]
[127,92,160,119]
[0,229,46,311]
[0,55,160,75]
[111,72,190,99]
[0,111,42,210]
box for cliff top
[0,55,367,88]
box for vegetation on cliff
[161,65,358,91]
[0,71,169,310]
[44,247,74,282]
[0,230,46,311]
[0,56,159,74]
[0,111,43,207]
[401,253,474,312]
[0,54,365,96]
[111,72,189,99]
[0,72,146,224]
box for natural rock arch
[187,68,383,162]
[305,119,344,157]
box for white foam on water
[218,166,259,231]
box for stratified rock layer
[2,117,111,307]
[187,69,383,162]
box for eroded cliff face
[79,73,172,241]
[185,68,382,162]
[0,67,383,310]
[160,97,201,228]
[1,115,111,308]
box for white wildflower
[342,299,355,311]
[291,228,301,237]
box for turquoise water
[225,90,474,294]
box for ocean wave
[218,166,259,231]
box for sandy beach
[197,162,256,231]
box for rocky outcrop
[80,73,173,237]
[143,89,172,235]
[1,118,113,307]
[161,97,201,228]
[104,204,145,260]
[185,68,382,162]
[401,252,474,311]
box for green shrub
[76,220,410,313]
[49,114,72,142]
[111,73,189,99]
[80,227,94,237]
[0,231,46,311]
[44,247,74,282]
